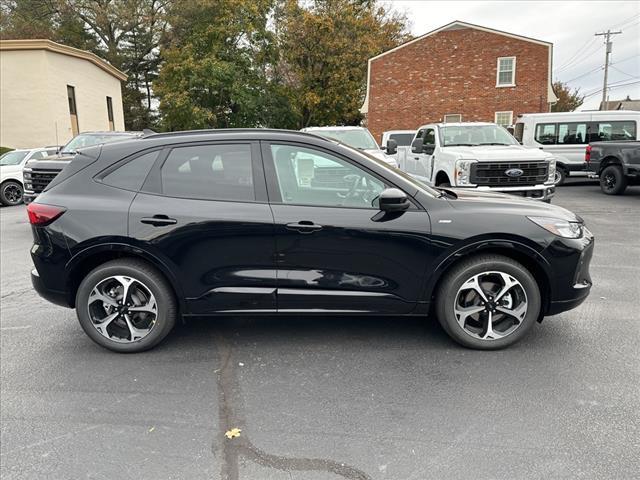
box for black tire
[554,167,567,186]
[0,180,24,206]
[75,259,177,353]
[599,165,627,195]
[435,254,541,350]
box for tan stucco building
[0,39,126,149]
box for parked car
[586,140,640,194]
[381,130,415,168]
[22,131,141,203]
[28,129,593,353]
[301,126,398,167]
[514,110,639,185]
[0,147,57,205]
[407,122,556,201]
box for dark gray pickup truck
[586,141,640,195]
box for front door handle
[285,221,323,234]
[140,215,177,227]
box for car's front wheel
[435,255,541,349]
[75,259,177,353]
[0,180,24,206]
[600,165,627,195]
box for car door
[262,141,434,314]
[128,141,277,314]
[408,128,435,183]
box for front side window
[423,129,436,145]
[593,121,636,141]
[0,151,28,166]
[103,151,159,191]
[514,123,524,143]
[497,57,516,86]
[161,144,254,201]
[270,144,386,209]
[535,123,557,145]
[557,123,587,144]
[495,111,513,127]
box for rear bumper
[31,268,72,308]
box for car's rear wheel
[75,259,177,353]
[435,255,541,349]
[0,180,24,206]
[600,165,627,195]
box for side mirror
[386,139,397,155]
[423,144,435,155]
[379,188,410,212]
[411,138,423,154]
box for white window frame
[496,56,516,87]
[443,114,462,123]
[495,111,514,126]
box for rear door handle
[140,215,177,227]
[285,221,323,234]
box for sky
[383,0,640,110]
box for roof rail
[143,127,330,141]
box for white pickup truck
[404,122,557,201]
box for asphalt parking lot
[1,180,638,480]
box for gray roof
[599,97,640,111]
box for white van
[514,110,639,184]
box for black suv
[28,129,594,352]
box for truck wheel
[554,167,567,186]
[435,254,541,350]
[600,165,627,195]
[0,180,24,206]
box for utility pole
[595,29,622,109]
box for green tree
[551,81,585,112]
[154,0,294,130]
[275,0,409,128]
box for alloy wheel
[603,173,616,191]
[453,271,528,340]
[87,275,158,343]
[3,183,22,205]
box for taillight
[27,203,66,226]
[585,145,592,163]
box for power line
[563,65,602,84]
[609,65,638,79]
[555,37,598,73]
[583,80,640,99]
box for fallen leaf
[225,428,241,439]
[148,426,155,433]
[238,362,244,367]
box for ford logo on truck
[505,168,524,178]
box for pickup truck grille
[23,169,60,193]
[470,162,548,186]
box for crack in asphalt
[212,333,372,480]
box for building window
[443,114,462,123]
[496,57,516,87]
[106,96,115,131]
[67,85,79,136]
[495,111,513,127]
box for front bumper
[459,184,556,201]
[23,189,37,204]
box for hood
[25,153,75,171]
[364,149,398,166]
[446,188,581,222]
[444,145,552,161]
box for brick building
[361,21,557,143]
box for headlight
[455,159,477,186]
[528,216,583,238]
[547,158,556,184]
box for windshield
[0,150,28,166]
[311,129,379,150]
[62,134,132,153]
[441,125,518,146]
[389,133,414,146]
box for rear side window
[557,123,587,144]
[161,144,254,201]
[103,151,158,191]
[535,124,556,144]
[593,121,636,141]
